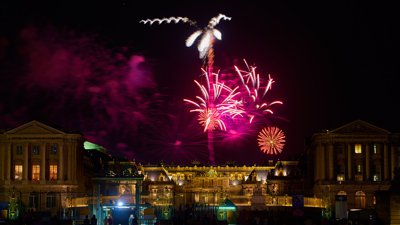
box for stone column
[71,142,76,182]
[0,144,4,180]
[328,143,334,180]
[67,145,71,182]
[384,144,388,180]
[40,143,46,184]
[347,144,352,180]
[24,143,29,182]
[391,146,395,180]
[315,143,325,181]
[365,144,370,180]
[58,144,64,183]
[6,143,11,183]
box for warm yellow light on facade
[355,144,362,154]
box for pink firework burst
[234,60,283,124]
[183,69,244,132]
[257,126,285,154]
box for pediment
[330,120,389,135]
[4,120,66,135]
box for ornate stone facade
[0,120,88,219]
[308,120,400,215]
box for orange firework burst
[257,126,285,154]
[198,108,221,131]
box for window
[373,144,377,154]
[49,164,58,181]
[46,192,56,208]
[50,144,58,154]
[357,164,363,173]
[337,174,345,182]
[355,191,366,209]
[29,192,39,208]
[373,174,380,181]
[32,145,40,155]
[16,145,23,155]
[354,144,362,154]
[14,164,23,180]
[32,165,40,181]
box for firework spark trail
[140,13,232,164]
[140,14,231,60]
[257,126,285,155]
[185,13,231,60]
[183,69,244,132]
[139,17,196,26]
[234,60,283,124]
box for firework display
[233,60,283,124]
[183,69,244,132]
[257,126,286,155]
[140,13,285,162]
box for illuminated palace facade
[0,120,90,220]
[1,119,399,222]
[88,160,322,224]
[308,120,400,215]
[138,160,318,209]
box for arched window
[355,191,366,209]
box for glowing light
[183,70,244,132]
[174,140,182,146]
[185,14,231,59]
[83,141,106,152]
[117,200,123,206]
[140,13,231,59]
[232,180,239,186]
[139,17,196,25]
[257,126,285,154]
[218,206,236,210]
[234,59,283,123]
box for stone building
[307,120,400,219]
[0,120,89,221]
[7,119,399,223]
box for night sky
[0,1,398,164]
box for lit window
[355,191,366,209]
[373,144,377,154]
[32,165,40,181]
[14,164,23,180]
[373,174,380,181]
[354,144,362,154]
[50,144,58,154]
[337,174,345,181]
[32,145,40,155]
[49,164,58,181]
[16,145,23,155]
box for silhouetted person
[91,214,98,225]
[84,215,90,225]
